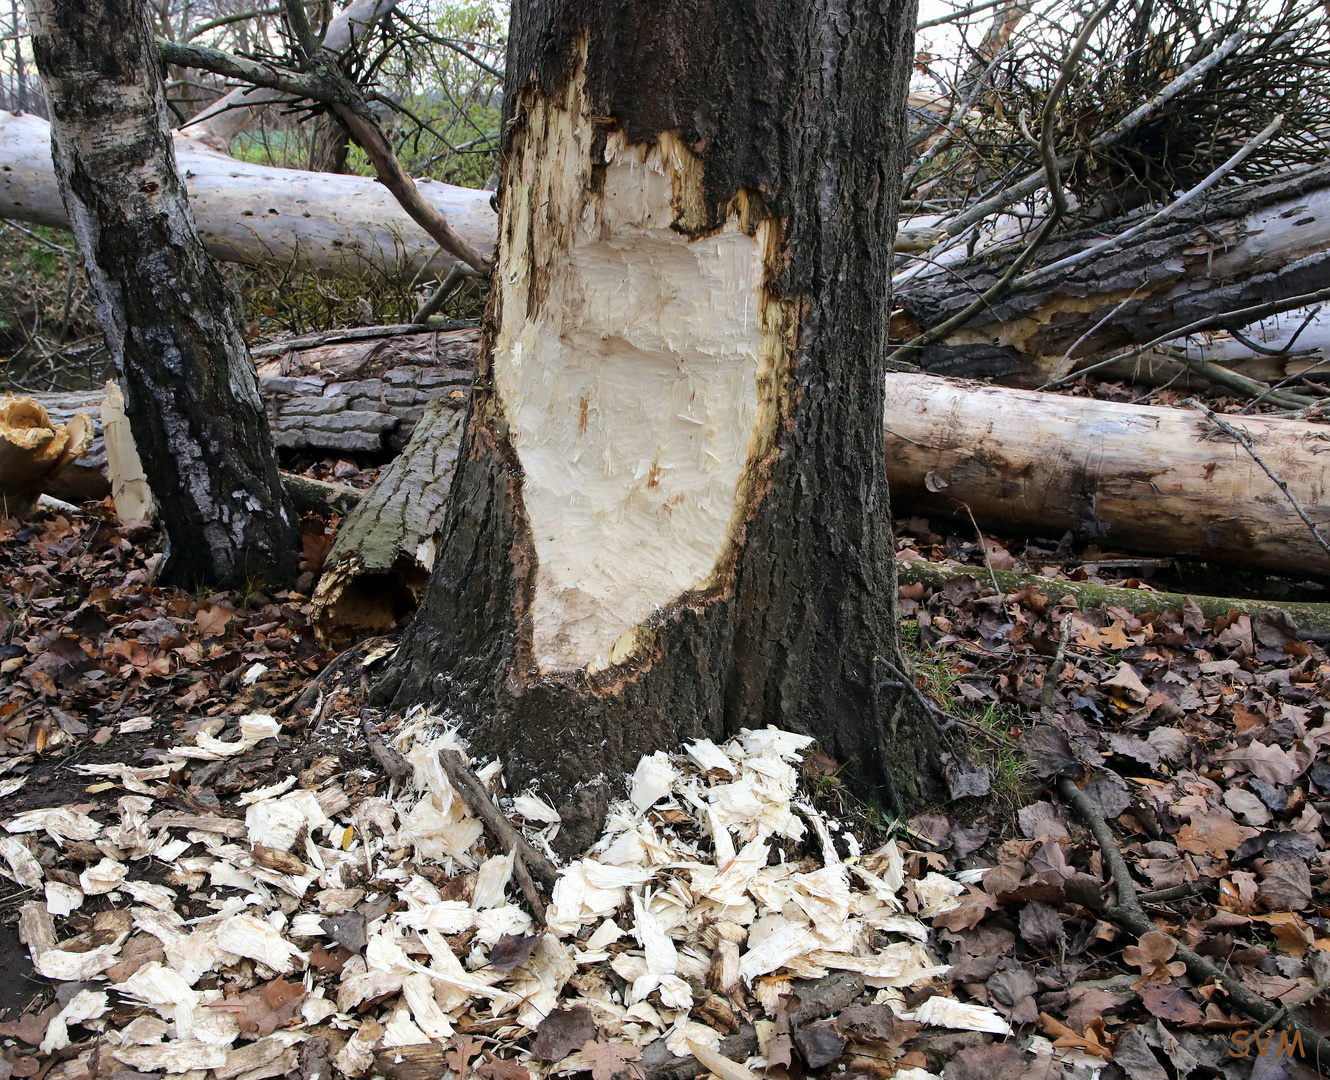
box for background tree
[373,0,940,837]
[24,0,299,587]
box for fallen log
[893,163,1330,385]
[896,558,1330,638]
[311,397,464,644]
[306,367,1330,642]
[0,112,497,282]
[883,374,1330,579]
[30,326,479,477]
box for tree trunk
[894,163,1330,384]
[25,0,299,587]
[374,0,934,823]
[307,114,351,174]
[882,375,1330,578]
[0,112,498,282]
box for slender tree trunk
[376,0,937,830]
[25,0,299,587]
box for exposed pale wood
[882,374,1330,577]
[375,0,937,819]
[0,393,93,516]
[0,112,497,283]
[101,381,153,522]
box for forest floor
[2,474,1329,1080]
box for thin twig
[1015,114,1284,292]
[438,744,558,904]
[412,263,471,323]
[1039,613,1073,724]
[962,502,1002,597]
[938,32,1246,239]
[1057,776,1330,1071]
[1183,399,1330,562]
[360,713,412,782]
[1038,283,1330,391]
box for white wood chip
[113,1041,228,1073]
[5,807,102,841]
[44,881,83,916]
[0,836,44,888]
[79,856,128,894]
[902,997,1013,1035]
[738,923,815,983]
[513,793,561,823]
[630,751,676,811]
[213,913,306,973]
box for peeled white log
[883,374,1330,577]
[0,112,497,281]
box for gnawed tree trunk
[311,397,465,645]
[25,0,299,587]
[894,163,1330,384]
[374,0,932,819]
[0,112,498,282]
[882,375,1330,578]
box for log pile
[25,327,478,506]
[254,326,477,455]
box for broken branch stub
[0,394,94,516]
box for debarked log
[0,112,498,282]
[310,368,1330,644]
[883,374,1330,578]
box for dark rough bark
[25,0,299,587]
[312,397,467,646]
[895,163,1330,384]
[377,0,939,817]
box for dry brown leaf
[1101,661,1149,703]
[1123,931,1187,988]
[1139,984,1205,1025]
[533,1007,597,1062]
[932,886,999,931]
[478,1058,531,1080]
[580,1039,643,1080]
[1176,811,1257,857]
[206,977,306,1036]
[196,603,231,638]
